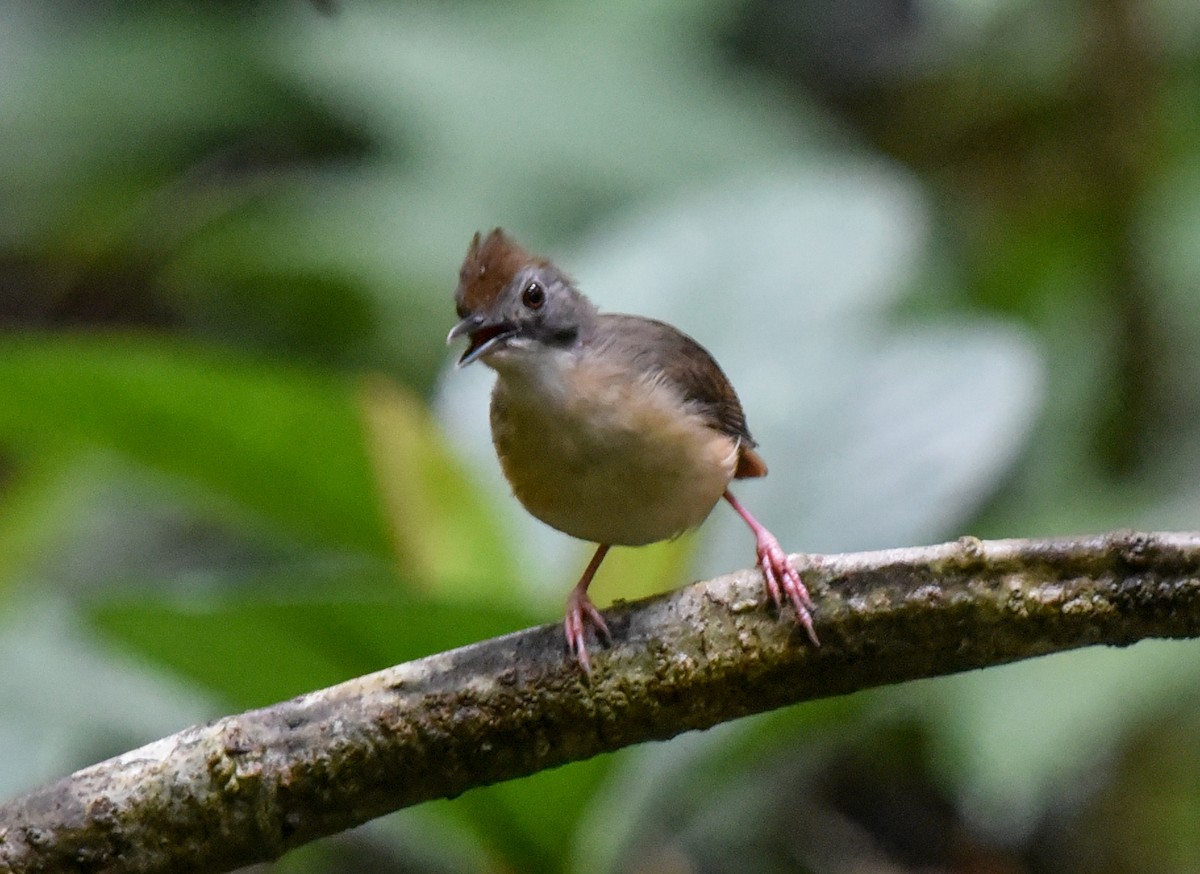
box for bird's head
[448,228,596,368]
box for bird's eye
[521,281,546,310]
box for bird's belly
[490,375,738,546]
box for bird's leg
[564,543,612,673]
[723,490,819,646]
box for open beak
[447,314,517,367]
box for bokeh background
[3,1,1200,871]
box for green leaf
[434,755,616,874]
[88,587,541,710]
[585,534,699,606]
[909,638,1200,820]
[358,375,520,597]
[0,450,75,607]
[0,335,390,555]
[573,696,867,873]
[165,268,380,368]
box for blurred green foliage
[0,337,388,554]
[3,1,1200,872]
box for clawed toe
[724,491,819,647]
[564,590,610,674]
[757,541,819,647]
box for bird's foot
[564,586,610,674]
[725,490,819,646]
[754,529,819,646]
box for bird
[447,228,818,672]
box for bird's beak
[447,313,517,367]
[447,314,482,343]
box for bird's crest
[456,228,539,314]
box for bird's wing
[593,314,766,478]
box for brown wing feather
[735,446,768,479]
[594,314,766,477]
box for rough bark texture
[3,531,1200,873]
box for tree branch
[3,531,1200,873]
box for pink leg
[724,491,819,646]
[564,544,612,674]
